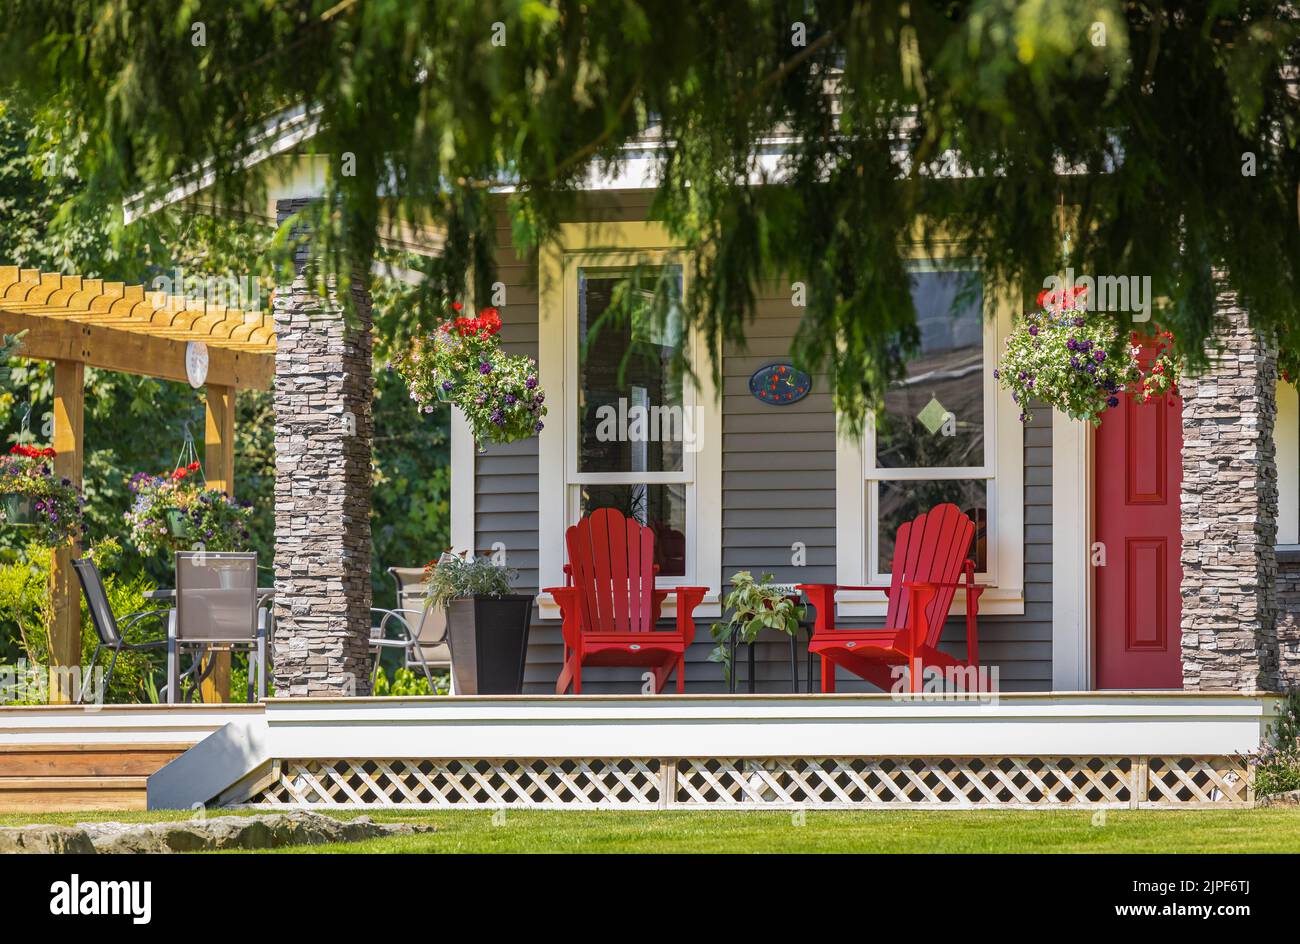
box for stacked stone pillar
[271,198,375,696]
[1180,286,1280,691]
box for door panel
[1095,385,1182,689]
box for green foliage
[3,3,1298,430]
[1252,689,1300,797]
[373,666,448,697]
[425,550,517,609]
[709,571,805,679]
[0,547,165,704]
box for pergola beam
[0,310,273,390]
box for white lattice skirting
[145,693,1280,811]
[237,755,1251,809]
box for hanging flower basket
[0,445,85,547]
[994,285,1181,425]
[392,304,547,447]
[126,461,253,556]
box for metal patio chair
[72,558,168,704]
[167,551,267,703]
[369,566,448,692]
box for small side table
[726,620,816,693]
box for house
[6,143,1287,814]
[458,183,1300,698]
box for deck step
[0,743,191,812]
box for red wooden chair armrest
[795,584,891,634]
[544,586,583,650]
[657,586,708,643]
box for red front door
[1094,384,1183,689]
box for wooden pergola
[0,265,275,703]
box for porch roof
[0,265,274,390]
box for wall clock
[749,363,811,405]
[185,341,209,389]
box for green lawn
[5,807,1300,853]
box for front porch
[137,690,1278,811]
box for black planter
[446,594,534,694]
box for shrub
[373,665,447,696]
[1254,689,1300,797]
[0,546,165,704]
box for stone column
[271,198,375,696]
[1180,286,1280,691]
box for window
[836,257,1023,615]
[538,223,722,615]
[574,266,690,577]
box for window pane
[578,267,686,474]
[579,484,687,576]
[876,480,987,575]
[876,268,984,469]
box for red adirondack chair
[798,503,984,693]
[546,508,708,694]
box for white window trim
[835,258,1024,617]
[537,222,722,619]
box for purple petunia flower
[1094,350,1106,363]
[442,380,454,392]
[479,363,492,375]
[992,368,1000,379]
[1067,338,1077,351]
[1107,396,1120,408]
[1073,317,1086,328]
[1070,356,1081,369]
[1085,363,1097,374]
[534,421,545,433]
[504,394,517,406]
[490,408,505,426]
[1028,325,1039,336]
[525,376,538,390]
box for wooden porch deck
[145,691,1279,811]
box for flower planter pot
[166,508,191,538]
[446,594,534,694]
[1,494,35,527]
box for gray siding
[475,192,1053,694]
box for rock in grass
[0,825,96,854]
[1256,789,1300,808]
[1,812,433,853]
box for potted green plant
[0,444,85,547]
[425,550,534,695]
[709,571,805,681]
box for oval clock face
[749,363,811,405]
[185,341,209,389]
